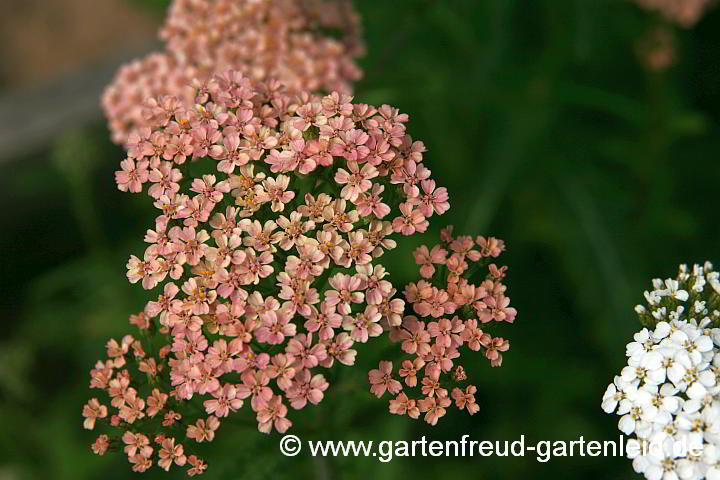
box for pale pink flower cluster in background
[636,26,676,71]
[103,53,198,146]
[371,227,516,426]
[103,0,364,145]
[634,0,716,26]
[85,70,449,475]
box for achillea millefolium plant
[603,263,720,480]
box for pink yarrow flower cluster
[86,70,448,475]
[83,330,207,475]
[103,0,364,145]
[371,227,516,426]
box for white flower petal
[619,415,636,435]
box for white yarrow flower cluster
[603,262,720,480]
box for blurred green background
[3,0,720,478]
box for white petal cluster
[604,263,720,480]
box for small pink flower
[343,305,382,342]
[423,344,459,374]
[191,125,222,159]
[375,292,405,327]
[417,396,451,425]
[187,416,221,442]
[427,317,455,348]
[324,333,357,366]
[413,246,436,278]
[413,287,456,318]
[233,347,270,373]
[148,162,182,199]
[255,309,297,345]
[452,385,480,415]
[236,370,273,411]
[256,395,292,433]
[334,161,378,201]
[389,392,420,419]
[190,174,230,203]
[115,157,149,193]
[485,337,510,366]
[266,353,296,391]
[126,253,162,290]
[322,199,358,233]
[91,434,110,455]
[476,293,514,323]
[304,303,343,341]
[413,180,449,217]
[420,375,448,399]
[129,453,152,472]
[157,437,186,471]
[82,398,108,430]
[187,455,208,476]
[368,361,402,398]
[398,358,425,387]
[451,235,481,262]
[211,130,250,173]
[392,203,428,236]
[286,333,327,369]
[145,282,180,322]
[122,431,152,458]
[398,316,432,356]
[462,319,490,351]
[118,389,146,424]
[325,273,364,314]
[356,184,391,218]
[146,388,168,417]
[287,369,329,409]
[203,383,244,417]
[163,410,181,426]
[330,129,370,162]
[476,236,505,257]
[263,175,296,212]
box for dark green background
[3,0,720,478]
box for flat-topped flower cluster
[84,70,449,474]
[103,0,364,145]
[602,262,720,480]
[370,227,516,425]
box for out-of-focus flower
[82,398,108,430]
[633,0,716,27]
[636,27,676,72]
[91,434,110,455]
[103,0,364,145]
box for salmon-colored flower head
[87,71,449,474]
